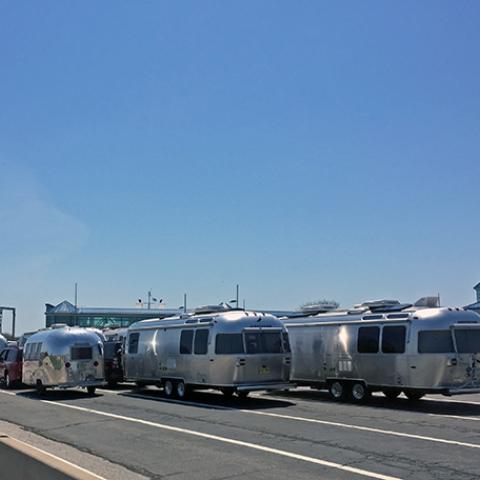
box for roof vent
[193,303,232,315]
[414,296,440,308]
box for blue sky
[1,1,479,333]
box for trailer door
[193,329,210,384]
[379,325,409,388]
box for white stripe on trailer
[39,399,403,480]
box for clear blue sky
[1,1,479,333]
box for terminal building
[465,282,480,314]
[45,300,180,329]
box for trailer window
[25,342,42,361]
[262,332,283,353]
[194,329,209,355]
[215,334,244,354]
[244,331,283,354]
[418,331,454,353]
[455,329,480,353]
[128,333,140,354]
[180,330,194,354]
[357,327,379,353]
[71,347,93,360]
[382,326,406,354]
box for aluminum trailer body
[124,310,292,398]
[22,326,104,395]
[284,307,480,401]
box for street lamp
[137,291,163,309]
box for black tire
[164,379,174,398]
[36,380,45,396]
[176,380,187,399]
[87,386,96,395]
[237,390,250,399]
[329,381,346,401]
[351,382,370,403]
[221,387,235,398]
[383,389,401,400]
[404,390,424,401]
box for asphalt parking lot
[1,386,480,480]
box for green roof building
[45,300,180,329]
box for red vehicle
[0,346,23,388]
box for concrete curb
[0,434,108,480]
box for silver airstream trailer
[284,300,480,402]
[23,326,105,395]
[124,307,292,398]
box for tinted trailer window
[244,332,283,354]
[71,347,93,360]
[382,326,406,354]
[455,330,480,353]
[215,334,244,354]
[418,330,454,353]
[357,327,379,353]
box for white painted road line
[239,409,480,450]
[38,398,403,480]
[98,389,480,450]
[428,414,480,421]
[424,397,480,406]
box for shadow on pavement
[119,387,296,410]
[14,389,103,401]
[263,388,480,417]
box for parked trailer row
[8,302,480,405]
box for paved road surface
[1,386,480,480]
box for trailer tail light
[236,358,246,367]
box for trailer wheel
[351,382,370,403]
[404,390,424,401]
[383,389,400,400]
[176,380,187,399]
[328,381,346,401]
[36,380,45,396]
[164,379,174,398]
[87,386,96,395]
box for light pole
[138,291,162,309]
